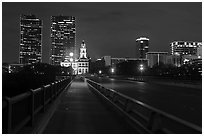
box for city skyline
[2,2,202,63]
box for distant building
[8,64,24,73]
[60,40,89,75]
[182,54,200,64]
[102,56,111,66]
[111,57,147,67]
[197,46,202,58]
[115,58,148,75]
[136,37,149,59]
[90,56,148,74]
[50,15,76,65]
[190,59,202,75]
[77,40,89,74]
[146,52,168,68]
[167,55,182,67]
[170,41,202,56]
[19,14,42,64]
[111,58,128,67]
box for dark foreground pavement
[43,78,137,134]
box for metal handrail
[86,78,202,134]
[2,77,72,134]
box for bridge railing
[2,77,72,134]
[86,78,202,134]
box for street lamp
[139,64,144,81]
[111,68,115,74]
[139,64,144,71]
[69,52,74,57]
[69,52,74,75]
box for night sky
[2,2,202,63]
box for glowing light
[69,52,74,57]
[136,37,149,41]
[111,68,115,73]
[70,58,73,62]
[140,67,144,71]
[139,64,144,71]
[99,70,102,74]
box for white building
[170,41,202,56]
[60,40,89,75]
[77,40,89,74]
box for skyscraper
[19,14,42,64]
[50,15,76,65]
[136,37,149,59]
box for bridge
[2,75,202,134]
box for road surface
[87,76,202,126]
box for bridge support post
[41,86,45,113]
[5,97,12,133]
[50,83,53,103]
[29,89,34,126]
[148,112,163,133]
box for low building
[8,63,24,73]
[111,57,147,67]
[102,56,111,66]
[146,52,168,68]
[167,55,182,67]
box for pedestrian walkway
[43,77,137,134]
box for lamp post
[139,64,144,80]
[69,52,74,75]
[111,68,115,73]
[110,68,115,77]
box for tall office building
[170,41,202,56]
[19,14,42,64]
[50,15,76,65]
[136,37,149,59]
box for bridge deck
[43,78,137,134]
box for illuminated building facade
[60,40,89,75]
[136,37,149,59]
[146,52,168,68]
[50,15,76,65]
[77,40,89,74]
[19,14,42,64]
[170,41,202,56]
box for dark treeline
[89,60,201,81]
[115,61,202,80]
[3,63,72,97]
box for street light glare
[111,68,115,73]
[140,67,144,71]
[69,52,74,57]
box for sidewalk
[43,78,137,134]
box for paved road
[43,78,137,134]
[87,76,202,126]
